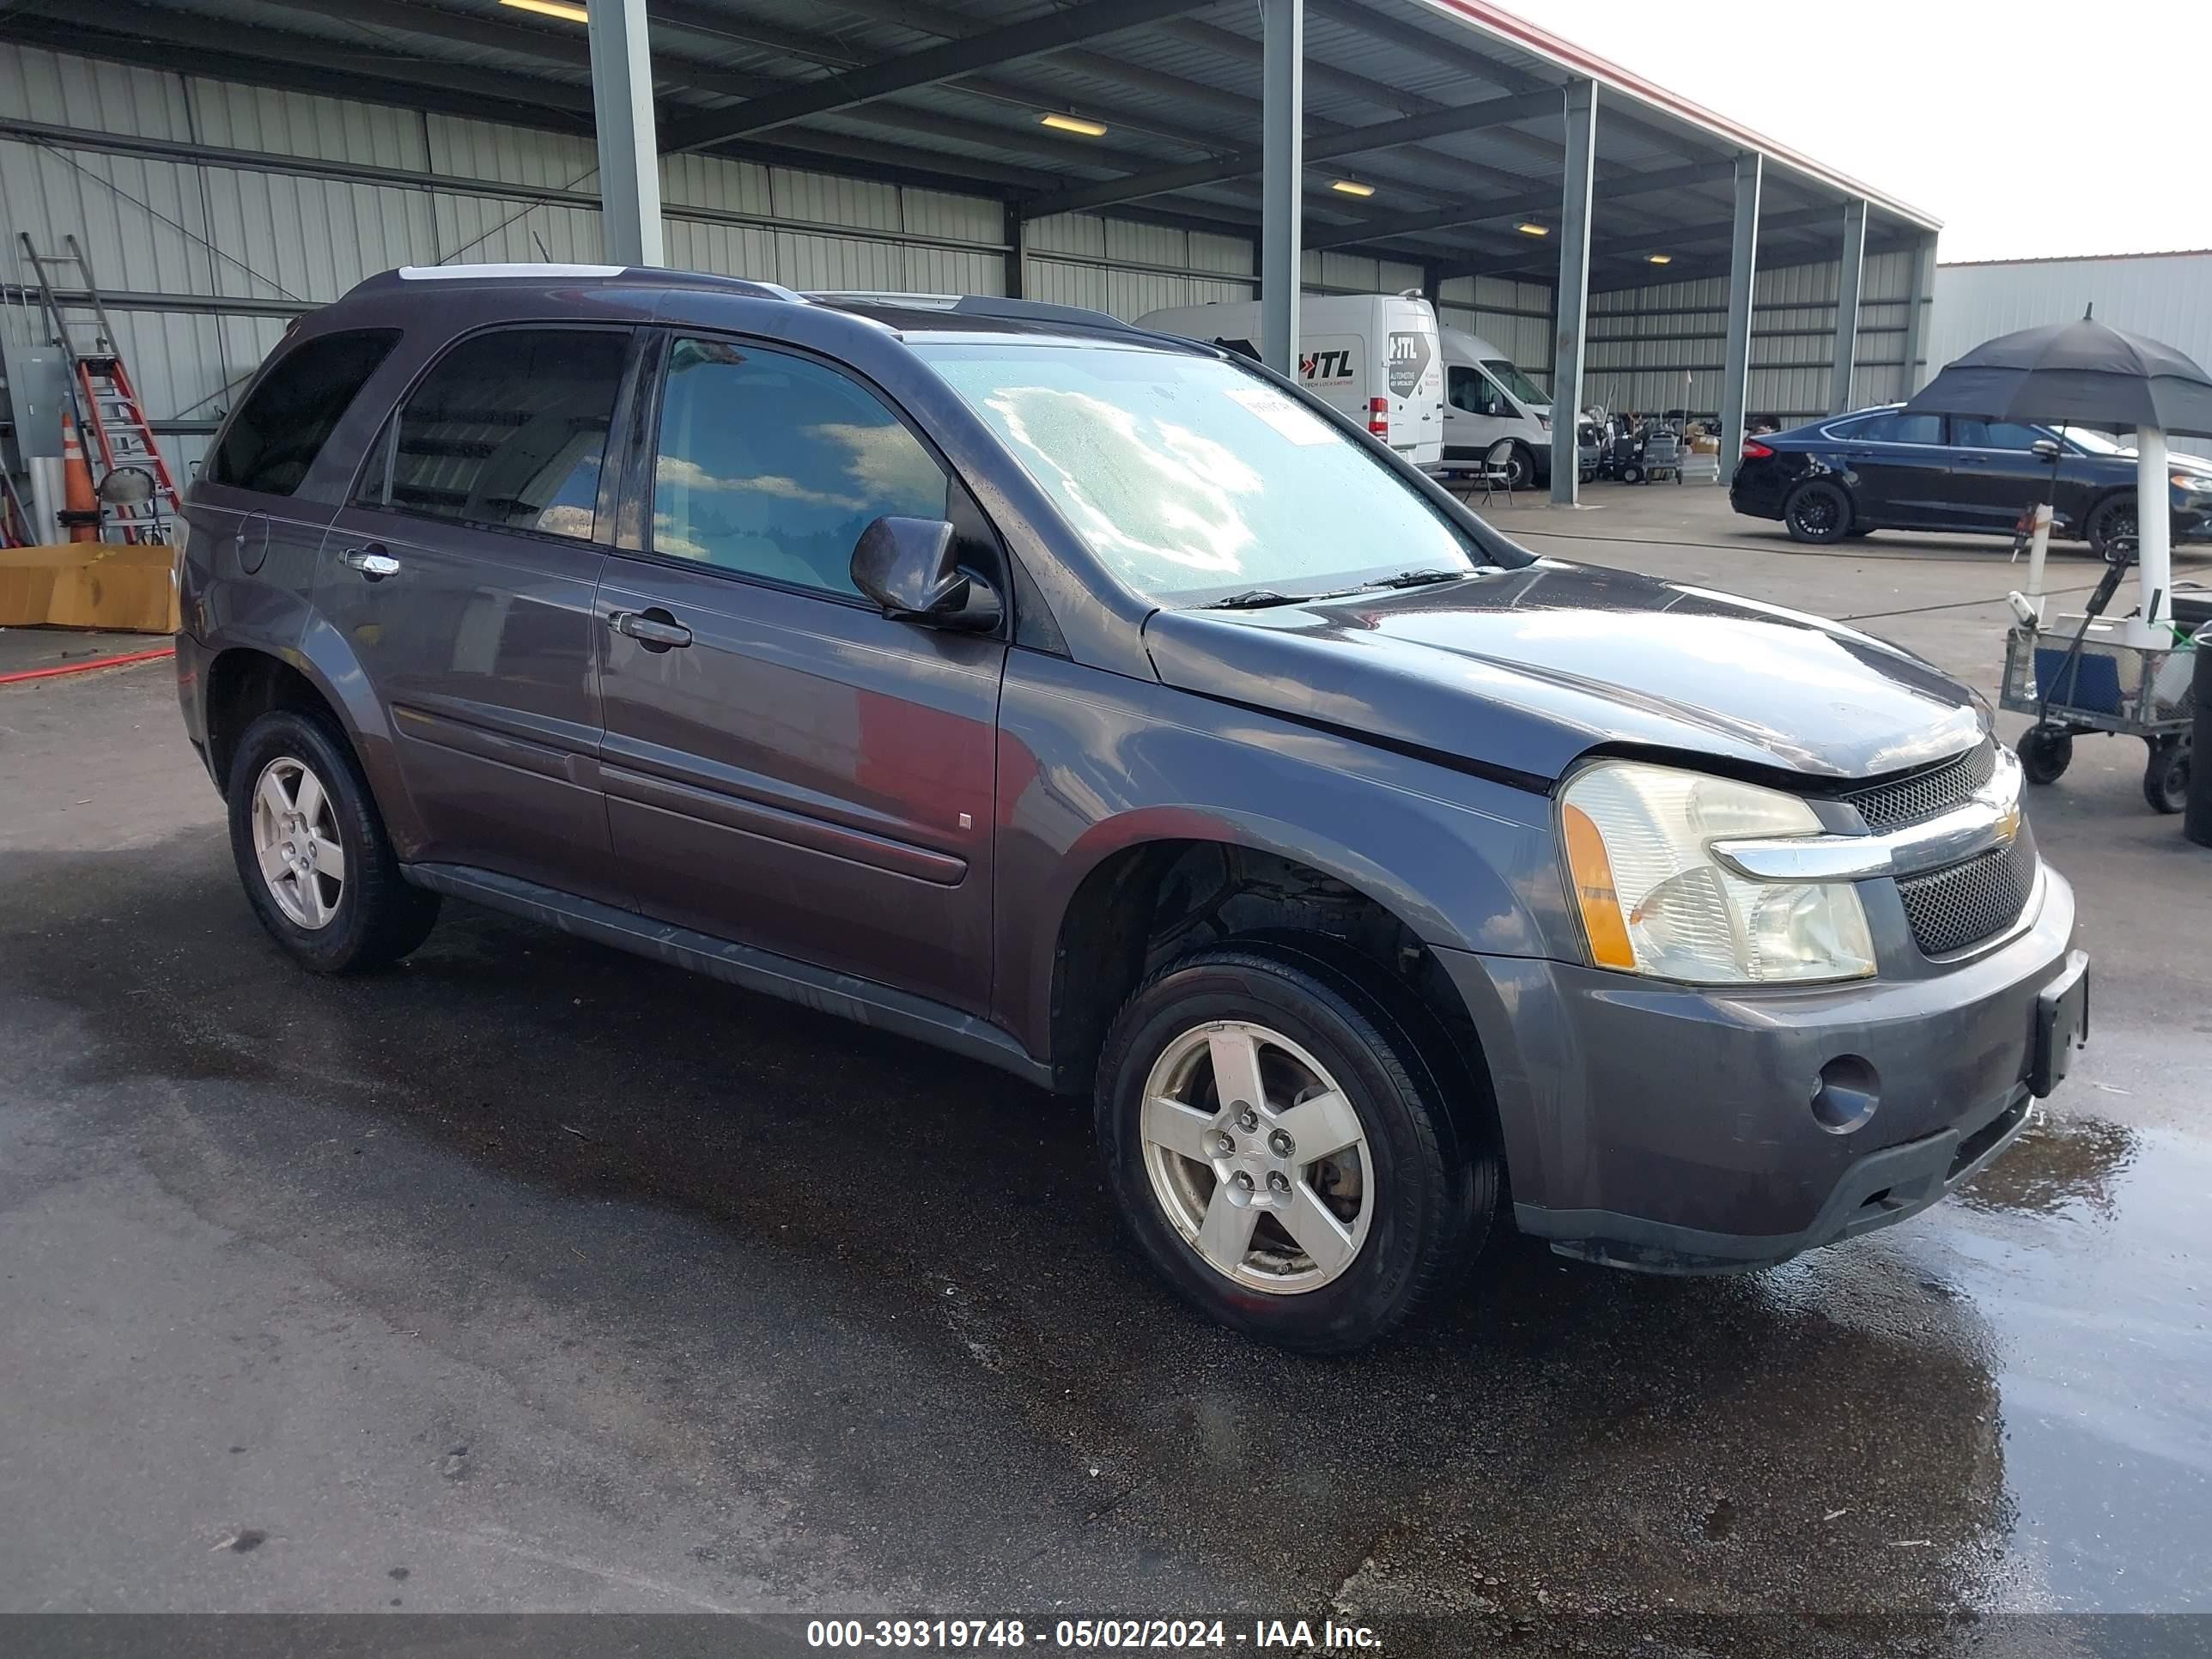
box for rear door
[1383,297,1442,465]
[317,323,636,904]
[1298,330,1365,428]
[593,332,1006,1013]
[1830,410,1962,528]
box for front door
[317,323,636,904]
[1444,364,1508,465]
[1945,417,2063,533]
[594,334,1005,1013]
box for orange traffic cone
[59,408,101,543]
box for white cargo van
[1133,293,1443,469]
[1438,326,1553,489]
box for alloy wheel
[251,756,346,929]
[1139,1020,1374,1294]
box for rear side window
[649,337,947,598]
[376,327,628,540]
[1856,411,1942,445]
[208,328,399,496]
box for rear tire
[2017,723,2074,786]
[1094,947,1492,1352]
[2144,735,2191,814]
[227,708,440,974]
[1784,480,1852,544]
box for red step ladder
[19,233,182,544]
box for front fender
[994,652,1571,1060]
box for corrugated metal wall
[1930,252,2212,379]
[1023,213,1255,318]
[1436,275,1553,391]
[0,43,1008,480]
[1584,249,1914,423]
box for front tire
[2144,735,2191,814]
[1507,441,1536,493]
[1095,948,1492,1352]
[1784,480,1852,544]
[227,708,440,973]
[2086,496,2136,563]
[2017,723,2074,785]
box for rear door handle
[610,609,692,650]
[342,544,400,580]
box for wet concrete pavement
[0,489,2206,1653]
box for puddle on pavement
[3,833,2207,1637]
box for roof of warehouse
[3,0,1940,289]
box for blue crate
[2033,646,2125,715]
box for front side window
[382,327,627,540]
[208,328,399,496]
[1953,418,2048,450]
[1449,366,1498,416]
[650,337,948,598]
[916,339,1485,605]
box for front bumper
[1439,866,2081,1273]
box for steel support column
[1260,0,1303,376]
[587,0,664,266]
[1901,230,1940,394]
[1718,150,1763,486]
[1006,211,1030,298]
[1828,198,1868,413]
[1549,78,1595,506]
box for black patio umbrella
[1902,308,2212,436]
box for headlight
[1559,760,1875,984]
[2170,471,2212,494]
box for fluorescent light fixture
[501,0,589,19]
[1516,222,1549,237]
[1329,179,1376,198]
[1039,112,1109,137]
[1647,252,1674,264]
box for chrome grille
[1896,830,2038,957]
[1845,739,1997,830]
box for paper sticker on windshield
[1223,385,1335,446]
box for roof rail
[807,291,1128,331]
[389,263,806,305]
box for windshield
[915,340,1482,604]
[2059,425,2135,456]
[1482,357,1547,407]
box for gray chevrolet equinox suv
[175,264,2087,1352]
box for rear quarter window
[207,328,400,496]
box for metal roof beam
[663,0,1219,151]
[1306,158,1735,251]
[13,0,605,115]
[1020,88,1560,219]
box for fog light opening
[1811,1054,1880,1133]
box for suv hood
[1143,561,1985,785]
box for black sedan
[1729,405,2212,559]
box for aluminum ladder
[18,233,181,544]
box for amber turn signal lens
[1562,803,1636,969]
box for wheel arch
[201,629,424,854]
[1039,826,1505,1157]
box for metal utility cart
[2004,550,2198,812]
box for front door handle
[610,608,693,650]
[342,544,400,580]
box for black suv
[174,265,2087,1351]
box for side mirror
[2033,438,2062,462]
[850,515,1002,633]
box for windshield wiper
[1201,588,1311,610]
[1364,568,1476,589]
